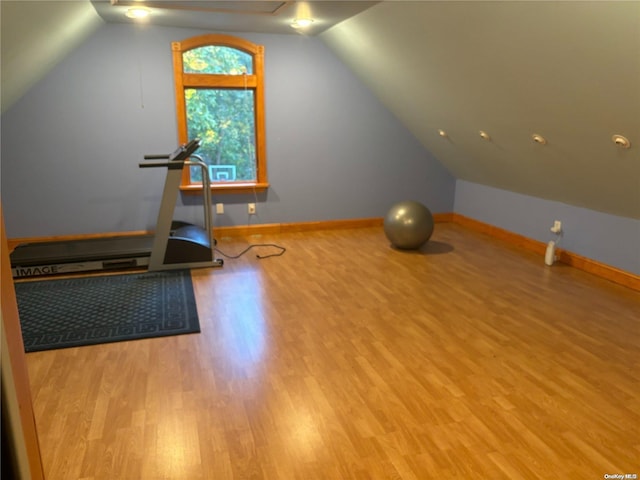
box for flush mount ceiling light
[291,1,313,29]
[479,130,491,141]
[125,7,150,19]
[290,17,314,29]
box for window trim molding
[171,34,268,193]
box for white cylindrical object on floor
[545,240,556,266]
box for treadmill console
[143,139,201,163]
[169,138,201,162]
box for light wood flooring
[25,224,640,479]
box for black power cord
[215,243,286,260]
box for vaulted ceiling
[1,1,103,113]
[2,1,638,219]
[321,1,640,219]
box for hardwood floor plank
[24,224,639,479]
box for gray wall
[1,23,455,238]
[455,180,640,275]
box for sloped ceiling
[321,1,640,219]
[1,1,104,113]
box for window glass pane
[185,88,256,183]
[183,46,253,74]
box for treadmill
[10,139,223,278]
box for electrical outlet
[248,203,256,215]
[215,203,224,215]
[550,220,562,233]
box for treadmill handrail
[139,161,184,170]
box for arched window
[172,34,268,193]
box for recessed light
[532,134,547,145]
[612,134,631,149]
[125,7,150,19]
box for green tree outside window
[172,35,268,193]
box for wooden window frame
[172,34,268,194]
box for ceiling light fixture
[291,17,314,29]
[532,134,547,145]
[125,7,150,19]
[612,134,631,149]
[479,131,491,141]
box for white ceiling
[91,0,378,35]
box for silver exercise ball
[384,201,434,250]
